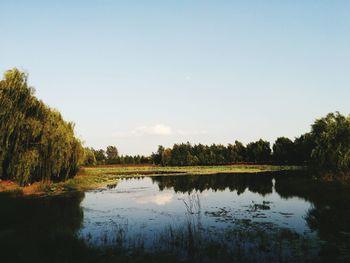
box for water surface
[1,171,350,263]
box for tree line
[87,138,304,166]
[83,146,151,165]
[86,111,350,174]
[149,138,311,166]
[0,69,85,185]
[150,112,350,173]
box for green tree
[310,112,350,173]
[92,149,106,164]
[162,148,172,166]
[106,146,119,164]
[294,133,314,165]
[273,137,295,164]
[227,140,246,163]
[83,148,96,166]
[151,145,165,165]
[246,139,271,163]
[0,68,84,185]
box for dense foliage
[0,69,84,185]
[84,146,151,165]
[310,112,350,173]
[150,141,274,166]
[148,112,350,174]
[85,112,350,175]
[147,139,302,167]
[81,114,350,176]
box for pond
[1,171,350,263]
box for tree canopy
[0,69,84,185]
[310,112,350,173]
[150,140,273,166]
[148,112,350,175]
[273,137,296,164]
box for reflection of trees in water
[0,192,86,263]
[0,191,84,232]
[152,172,274,196]
[153,172,350,261]
[274,173,350,262]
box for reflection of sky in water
[79,176,313,247]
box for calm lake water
[1,171,350,263]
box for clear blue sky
[1,0,349,155]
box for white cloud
[113,124,207,138]
[135,192,173,206]
[133,124,173,136]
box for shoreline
[0,165,302,197]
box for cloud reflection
[135,192,173,206]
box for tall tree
[227,140,246,163]
[0,68,84,185]
[92,149,107,164]
[310,112,350,172]
[246,139,271,163]
[294,133,314,165]
[83,148,97,166]
[273,137,295,164]
[106,146,119,164]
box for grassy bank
[84,164,300,176]
[0,170,119,197]
[0,164,301,197]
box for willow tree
[310,112,350,173]
[0,68,84,185]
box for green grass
[84,164,301,177]
[0,170,119,197]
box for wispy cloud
[134,124,173,136]
[113,124,207,138]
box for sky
[1,0,350,155]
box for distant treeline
[87,112,350,174]
[83,146,151,165]
[0,69,84,185]
[86,139,302,166]
[150,138,305,166]
[150,112,350,173]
